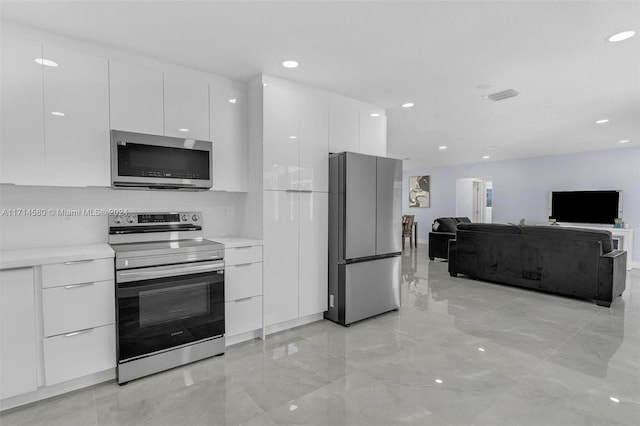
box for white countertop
[0,244,114,270]
[205,237,263,248]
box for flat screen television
[550,190,622,225]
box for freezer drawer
[342,256,401,325]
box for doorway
[456,178,493,223]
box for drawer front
[225,246,262,266]
[43,324,116,386]
[225,296,262,337]
[42,258,113,288]
[225,262,262,301]
[43,280,115,337]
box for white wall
[403,147,640,264]
[0,185,246,250]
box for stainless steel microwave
[110,130,213,190]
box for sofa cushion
[433,217,459,233]
[520,226,613,253]
[455,217,472,223]
[457,223,522,234]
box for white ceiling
[2,0,638,170]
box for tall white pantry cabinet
[251,74,388,330]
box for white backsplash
[0,185,246,250]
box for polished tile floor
[3,245,639,425]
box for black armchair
[428,217,470,260]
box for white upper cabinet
[210,86,248,192]
[263,81,300,191]
[109,61,164,135]
[298,90,329,192]
[329,100,360,154]
[0,34,45,185]
[43,46,110,186]
[164,72,209,141]
[359,108,387,157]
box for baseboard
[0,369,115,412]
[264,313,323,336]
[630,260,640,270]
[225,329,262,346]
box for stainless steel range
[108,211,225,384]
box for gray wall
[403,147,640,263]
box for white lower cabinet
[223,244,263,339]
[43,324,116,386]
[225,296,263,337]
[0,268,37,400]
[263,190,328,327]
[43,280,115,337]
[0,251,116,407]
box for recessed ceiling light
[401,102,415,108]
[478,347,486,352]
[282,60,299,68]
[609,396,620,403]
[289,135,297,139]
[619,139,630,144]
[595,119,610,124]
[438,146,447,150]
[370,113,381,117]
[228,98,237,104]
[178,128,189,132]
[35,58,58,67]
[50,111,65,116]
[482,155,490,159]
[435,379,443,384]
[606,30,636,42]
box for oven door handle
[117,261,224,283]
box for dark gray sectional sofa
[428,217,471,260]
[448,223,627,306]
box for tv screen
[551,190,621,225]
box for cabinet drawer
[225,262,262,301]
[42,258,113,288]
[225,246,262,266]
[225,296,262,337]
[43,280,115,337]
[43,324,115,386]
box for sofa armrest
[448,239,458,277]
[596,250,627,306]
[428,232,455,260]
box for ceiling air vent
[484,89,520,102]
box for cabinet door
[359,108,387,156]
[164,72,209,141]
[0,34,45,185]
[263,190,299,326]
[109,61,164,135]
[299,90,329,192]
[263,82,299,190]
[299,192,329,317]
[0,268,37,399]
[43,46,110,186]
[210,86,247,191]
[329,100,359,153]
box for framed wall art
[409,175,430,207]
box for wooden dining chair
[402,215,415,249]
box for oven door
[116,262,224,362]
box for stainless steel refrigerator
[325,152,402,326]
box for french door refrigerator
[326,152,402,326]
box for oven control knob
[113,216,123,224]
[126,216,135,224]
[192,214,198,221]
[181,214,188,221]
